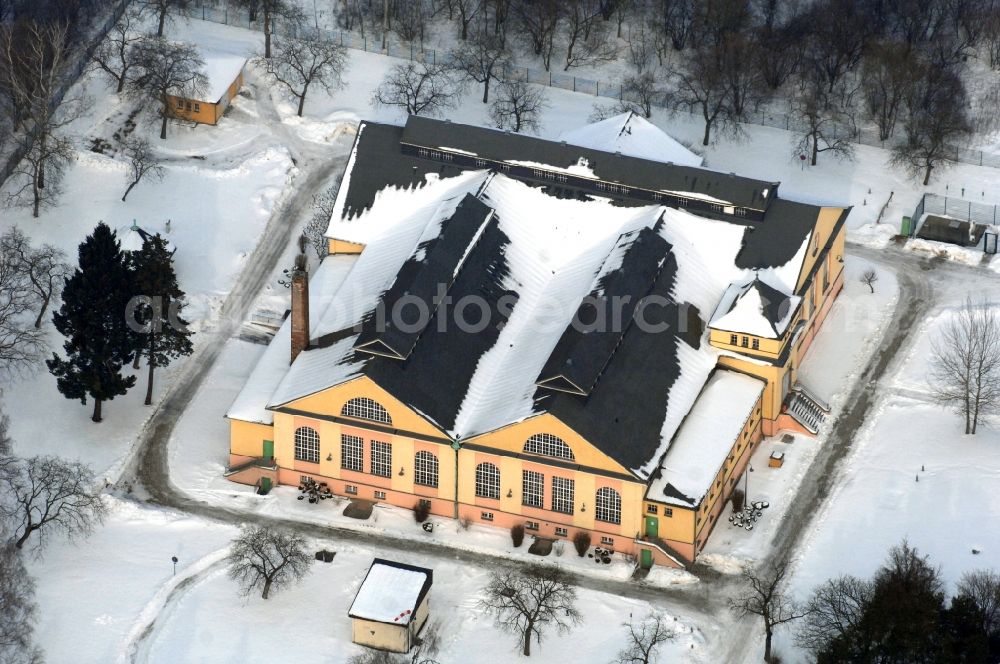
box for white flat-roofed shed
[349,559,433,653]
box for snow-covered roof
[647,370,765,507]
[710,274,801,339]
[557,112,703,168]
[225,255,357,424]
[349,560,432,625]
[194,51,246,103]
[117,220,151,252]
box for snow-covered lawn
[768,302,1000,662]
[25,497,706,664]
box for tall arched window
[341,397,392,425]
[523,433,575,461]
[294,426,320,463]
[595,487,621,524]
[414,451,439,488]
[475,462,500,499]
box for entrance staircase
[786,383,830,434]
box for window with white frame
[341,397,392,425]
[475,462,500,499]
[294,426,320,463]
[525,521,539,531]
[374,490,386,500]
[595,487,621,524]
[555,527,568,537]
[370,440,392,477]
[482,512,494,521]
[523,433,575,461]
[647,504,658,514]
[345,484,358,495]
[522,470,544,508]
[551,476,575,515]
[341,434,363,472]
[601,536,614,546]
[414,450,439,487]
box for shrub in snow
[459,516,472,531]
[511,524,524,547]
[731,488,746,513]
[573,531,591,557]
[413,500,430,523]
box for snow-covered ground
[7,11,1000,664]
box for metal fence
[0,0,129,188]
[913,193,1000,227]
[187,1,1000,172]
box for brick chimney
[290,254,309,364]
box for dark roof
[537,226,670,396]
[401,116,775,210]
[351,214,516,432]
[752,278,793,330]
[533,247,704,472]
[355,194,494,359]
[337,120,821,273]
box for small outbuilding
[168,50,247,126]
[349,559,433,653]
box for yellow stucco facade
[226,199,848,569]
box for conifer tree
[130,234,192,405]
[47,222,136,422]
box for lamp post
[171,556,178,576]
[744,464,754,503]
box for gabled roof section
[536,225,670,397]
[710,275,800,339]
[354,194,494,360]
[401,116,774,211]
[558,112,703,168]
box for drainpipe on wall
[451,437,462,520]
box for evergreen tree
[130,234,192,405]
[47,222,136,422]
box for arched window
[341,397,392,425]
[595,487,621,524]
[475,462,500,499]
[414,451,439,488]
[523,433,575,461]
[294,426,320,463]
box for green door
[262,440,274,460]
[645,516,658,538]
[640,549,653,569]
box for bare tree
[139,0,191,37]
[119,137,165,202]
[861,42,918,142]
[0,233,45,376]
[489,78,546,133]
[861,268,878,294]
[891,63,971,185]
[479,565,581,656]
[719,33,767,121]
[0,545,42,664]
[0,21,85,218]
[452,0,483,40]
[803,0,869,92]
[227,525,311,599]
[262,36,348,117]
[929,297,1000,435]
[305,179,340,259]
[621,72,663,119]
[513,0,561,70]
[614,612,676,664]
[670,43,735,146]
[0,456,107,551]
[372,62,459,117]
[729,560,806,663]
[796,574,873,656]
[232,0,304,59]
[984,5,1000,69]
[955,569,1000,638]
[91,7,144,94]
[626,24,654,74]
[452,31,509,103]
[791,65,856,166]
[0,227,69,328]
[0,401,11,458]
[128,37,207,140]
[561,0,618,71]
